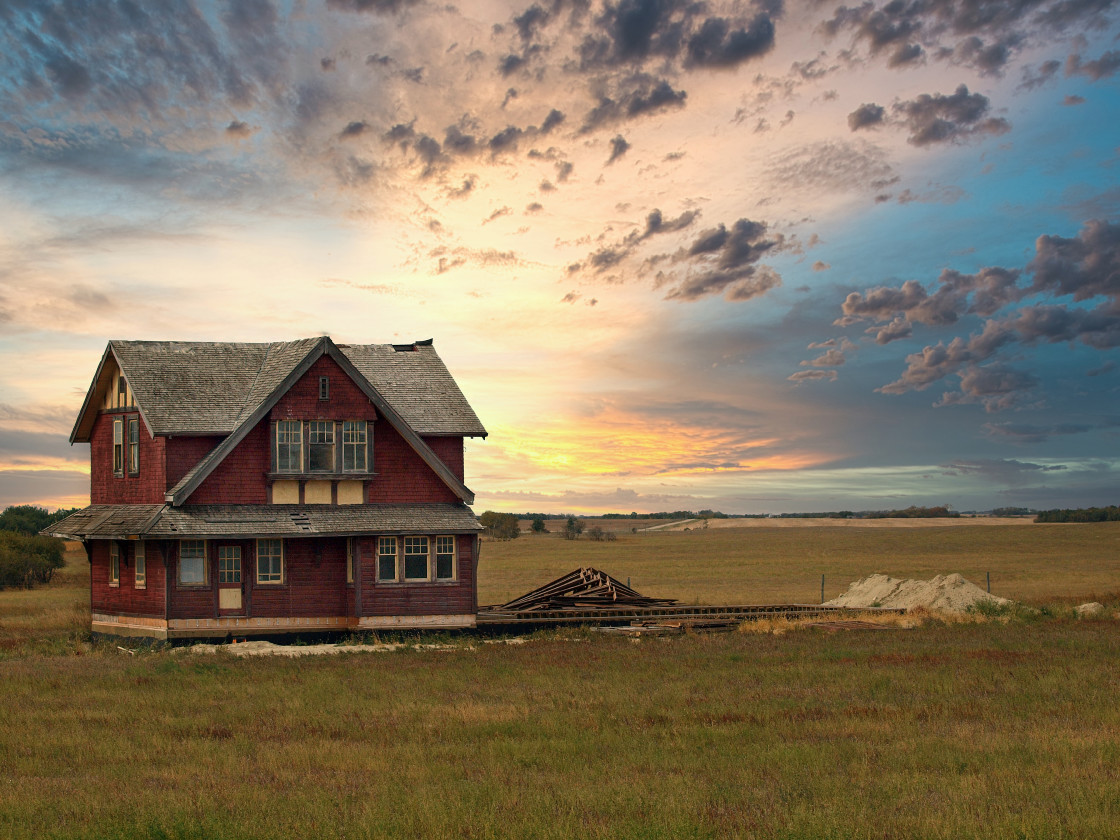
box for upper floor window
[276,420,302,472]
[127,417,140,476]
[319,376,330,401]
[117,376,127,408]
[308,421,335,471]
[112,419,124,477]
[342,421,367,472]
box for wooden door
[217,544,244,615]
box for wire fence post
[987,572,991,594]
[821,574,825,604]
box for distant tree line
[0,506,74,590]
[1034,506,1120,523]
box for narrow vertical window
[112,418,124,477]
[179,540,207,585]
[435,536,456,580]
[127,417,140,476]
[377,537,397,582]
[403,536,429,581]
[308,421,335,471]
[117,376,127,408]
[134,543,146,589]
[346,538,354,584]
[342,420,367,472]
[256,539,284,584]
[276,420,302,472]
[319,376,330,400]
[109,543,120,586]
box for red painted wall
[368,422,461,504]
[165,436,221,490]
[90,541,166,617]
[424,436,464,482]
[90,413,166,504]
[356,534,475,616]
[271,355,377,422]
[188,422,270,504]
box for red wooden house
[48,337,488,639]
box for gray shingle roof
[98,337,485,437]
[48,504,482,540]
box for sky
[0,0,1118,516]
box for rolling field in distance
[1,524,1118,838]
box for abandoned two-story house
[47,337,488,639]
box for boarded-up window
[435,536,455,580]
[257,539,283,584]
[276,421,302,472]
[308,421,334,472]
[342,421,367,472]
[109,543,120,586]
[134,543,146,589]
[179,540,206,585]
[378,537,397,582]
[404,536,429,580]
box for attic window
[117,376,127,407]
[319,376,329,400]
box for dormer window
[308,421,335,471]
[276,420,302,472]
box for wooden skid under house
[47,336,488,639]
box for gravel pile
[826,573,1012,613]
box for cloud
[940,458,1068,482]
[1066,49,1120,80]
[983,422,1095,444]
[1019,59,1061,90]
[607,134,631,163]
[893,85,1011,146]
[581,77,688,131]
[684,15,776,68]
[788,369,838,383]
[326,0,421,13]
[848,103,885,131]
[225,120,255,138]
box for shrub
[0,531,66,590]
[530,517,547,534]
[562,516,584,541]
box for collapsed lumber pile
[496,567,677,612]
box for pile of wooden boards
[496,567,678,612]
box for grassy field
[1,526,1118,839]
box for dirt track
[669,516,1037,530]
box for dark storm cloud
[848,102,885,130]
[892,85,1010,146]
[836,219,1120,405]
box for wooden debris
[494,567,678,612]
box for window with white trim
[342,420,368,472]
[377,536,397,581]
[257,539,284,584]
[435,536,456,580]
[134,543,146,589]
[109,543,120,586]
[112,418,124,477]
[127,417,140,476]
[179,540,207,585]
[276,420,302,472]
[404,536,429,581]
[308,421,335,472]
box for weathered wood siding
[90,541,166,618]
[90,412,166,504]
[165,436,221,490]
[357,534,475,617]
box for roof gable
[161,337,477,506]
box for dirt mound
[826,573,1011,613]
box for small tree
[0,531,65,590]
[530,517,547,534]
[479,511,521,540]
[562,516,584,540]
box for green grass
[1,526,1118,838]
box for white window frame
[435,535,456,581]
[112,418,124,477]
[179,540,207,586]
[109,542,120,587]
[377,536,398,582]
[403,536,430,581]
[308,421,335,472]
[342,420,368,472]
[256,539,284,585]
[218,546,242,584]
[134,542,146,589]
[276,420,303,473]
